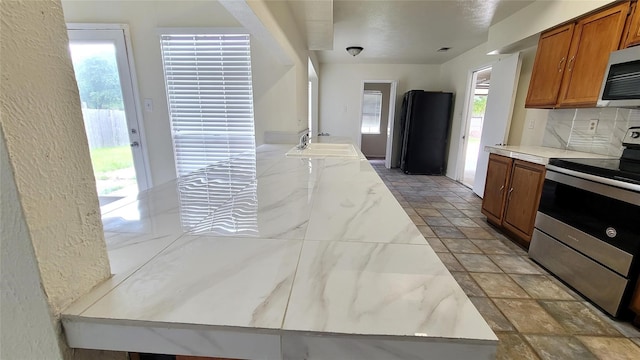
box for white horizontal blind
[361,90,382,134]
[161,34,256,177]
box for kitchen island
[62,139,497,359]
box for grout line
[371,161,640,357]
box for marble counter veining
[62,139,497,359]
[485,145,613,165]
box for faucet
[297,132,309,150]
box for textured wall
[0,128,65,360]
[1,0,111,315]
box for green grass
[90,146,133,173]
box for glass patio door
[68,28,149,205]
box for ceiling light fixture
[346,46,363,56]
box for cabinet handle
[558,57,566,72]
[499,185,505,193]
[567,56,575,72]
[508,187,514,199]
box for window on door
[361,90,383,134]
[160,33,256,177]
[68,27,149,207]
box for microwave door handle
[558,57,566,72]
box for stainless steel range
[529,127,640,318]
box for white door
[67,27,150,202]
[472,52,522,197]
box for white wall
[319,63,441,164]
[308,58,319,136]
[1,130,65,360]
[438,43,549,179]
[439,44,507,178]
[62,0,296,185]
[487,0,616,53]
[249,0,310,132]
[507,46,549,147]
[1,1,115,358]
[251,39,297,144]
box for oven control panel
[623,127,640,147]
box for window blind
[160,34,256,177]
[361,90,383,134]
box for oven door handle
[545,165,640,206]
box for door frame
[67,23,152,191]
[455,63,494,184]
[357,80,398,169]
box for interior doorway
[459,67,492,188]
[358,80,398,169]
[68,25,150,207]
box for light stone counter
[62,138,497,359]
[485,145,613,165]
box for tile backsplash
[542,108,640,157]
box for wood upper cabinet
[481,154,512,225]
[525,1,631,109]
[625,1,640,47]
[502,160,546,246]
[557,2,630,107]
[525,24,575,108]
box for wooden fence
[82,109,129,149]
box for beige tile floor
[370,160,640,360]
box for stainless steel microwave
[597,46,640,108]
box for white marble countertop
[62,138,497,359]
[485,145,612,165]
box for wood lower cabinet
[481,154,512,224]
[481,154,546,248]
[625,1,640,47]
[501,160,546,247]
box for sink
[286,143,359,158]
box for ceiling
[289,0,535,64]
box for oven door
[537,168,640,261]
[531,167,640,316]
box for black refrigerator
[399,90,453,175]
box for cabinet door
[481,154,512,225]
[557,2,630,107]
[502,160,545,245]
[625,2,640,47]
[525,24,575,108]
